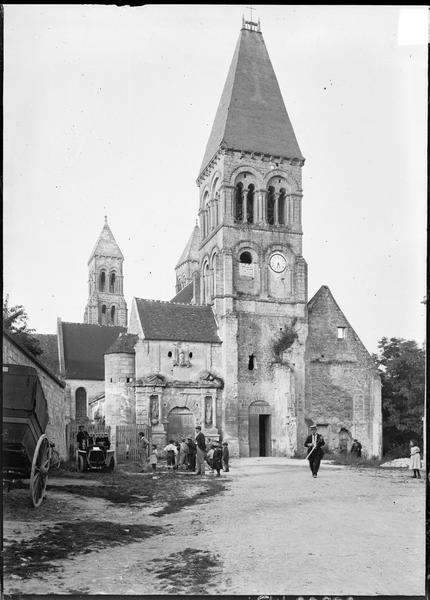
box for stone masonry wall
[3,334,68,459]
[305,287,382,457]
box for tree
[373,337,425,455]
[3,295,43,357]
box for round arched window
[239,251,252,264]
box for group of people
[138,426,230,476]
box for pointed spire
[199,24,304,176]
[175,222,200,268]
[88,218,124,263]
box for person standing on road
[138,431,149,472]
[179,438,189,470]
[164,440,178,470]
[149,444,158,476]
[350,438,362,458]
[304,424,325,478]
[212,442,223,477]
[222,441,230,472]
[195,426,207,476]
[187,437,197,472]
[409,440,421,479]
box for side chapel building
[39,20,382,458]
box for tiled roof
[37,334,60,375]
[61,322,126,379]
[105,333,138,355]
[199,27,304,176]
[171,282,194,305]
[135,298,221,343]
[88,218,124,263]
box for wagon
[76,432,115,472]
[3,364,52,507]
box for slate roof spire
[199,20,304,177]
[88,217,124,263]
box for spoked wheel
[30,434,50,508]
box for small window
[168,351,172,358]
[240,251,252,264]
[248,354,255,370]
[337,327,346,340]
[101,305,106,314]
[189,352,193,359]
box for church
[40,19,382,458]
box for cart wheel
[77,455,85,473]
[108,457,115,472]
[30,434,50,508]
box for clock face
[269,253,287,273]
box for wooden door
[166,407,195,441]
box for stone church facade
[102,20,382,458]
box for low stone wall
[3,332,68,459]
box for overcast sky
[4,5,427,353]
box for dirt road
[3,458,425,595]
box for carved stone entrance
[249,401,272,457]
[166,407,195,441]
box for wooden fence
[115,424,151,462]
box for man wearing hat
[304,424,325,478]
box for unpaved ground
[3,458,425,595]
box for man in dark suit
[304,424,325,478]
[195,425,207,475]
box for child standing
[164,440,178,470]
[222,441,230,472]
[409,440,421,479]
[212,442,223,477]
[149,444,158,475]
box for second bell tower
[84,217,128,327]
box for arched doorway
[249,401,272,457]
[166,407,195,441]
[339,428,351,453]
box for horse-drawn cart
[3,364,52,507]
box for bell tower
[196,19,308,457]
[84,217,128,327]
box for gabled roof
[199,26,304,176]
[171,282,194,305]
[88,217,124,263]
[61,322,126,379]
[307,285,376,368]
[175,224,200,269]
[134,298,221,343]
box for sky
[3,4,428,353]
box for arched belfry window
[235,182,243,222]
[267,186,275,225]
[240,251,252,264]
[110,305,116,324]
[278,188,286,225]
[99,270,106,291]
[246,184,255,223]
[109,272,116,293]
